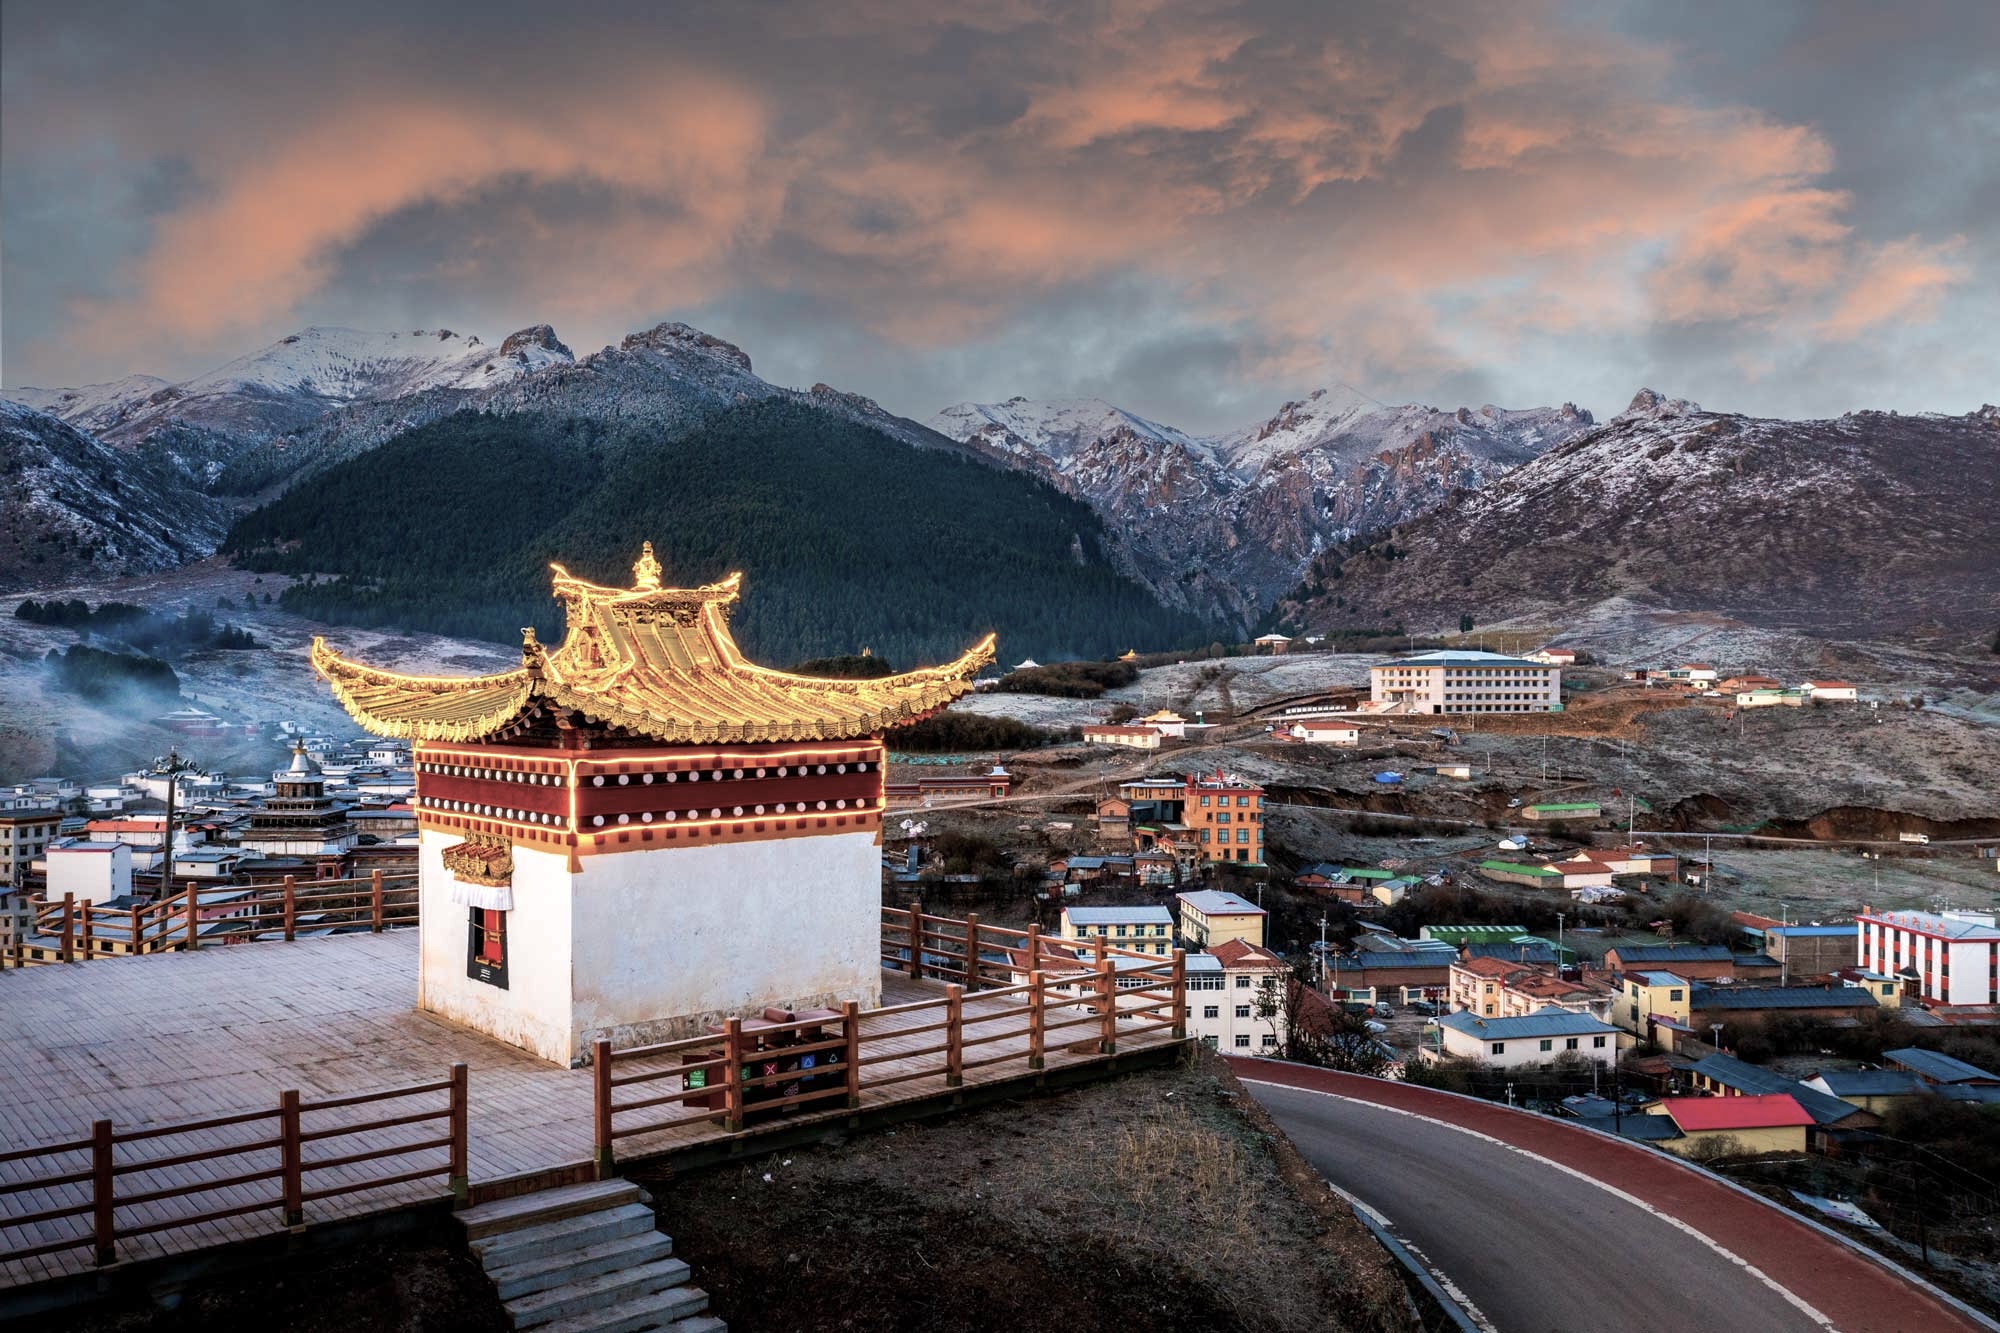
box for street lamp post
[1710,1022,1725,1054]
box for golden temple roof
[312,543,996,744]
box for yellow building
[1616,970,1691,1039]
[1059,905,1175,956]
[1648,1094,1812,1156]
[1177,889,1267,949]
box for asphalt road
[1245,1080,1831,1333]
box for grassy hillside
[222,402,1216,666]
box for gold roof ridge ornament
[312,545,997,744]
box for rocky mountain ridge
[0,400,236,589]
[1274,391,2000,637]
[927,387,1596,625]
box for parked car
[1373,1004,1396,1018]
[1407,1000,1437,1016]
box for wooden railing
[2,872,419,968]
[0,1067,466,1270]
[591,908,1186,1172]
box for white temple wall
[568,828,884,1051]
[415,830,576,1064]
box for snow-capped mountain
[4,375,176,439]
[7,326,580,452]
[0,319,973,588]
[1277,391,2000,636]
[926,388,1595,624]
[0,401,234,589]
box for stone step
[460,1179,643,1240]
[472,1203,659,1271]
[490,1231,675,1303]
[505,1258,693,1329]
[535,1287,712,1333]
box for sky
[2,0,1994,432]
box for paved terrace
[0,930,1178,1290]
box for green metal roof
[1479,860,1559,876]
[1527,803,1600,813]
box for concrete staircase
[458,1179,724,1332]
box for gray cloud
[1,0,1992,430]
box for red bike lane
[1228,1057,1992,1333]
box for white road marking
[1327,1180,1500,1333]
[1242,1078,1840,1332]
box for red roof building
[1658,1093,1813,1131]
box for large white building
[1369,651,1561,715]
[1858,908,2000,1006]
[45,840,133,904]
[1423,1006,1620,1069]
[1184,939,1288,1054]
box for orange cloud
[66,75,775,360]
[15,0,1973,399]
[1820,236,1969,338]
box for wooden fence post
[448,1063,469,1205]
[1097,963,1117,1055]
[1171,949,1187,1040]
[184,883,197,951]
[1028,971,1045,1070]
[91,1119,115,1266]
[1025,922,1040,969]
[592,1039,615,1178]
[907,900,924,978]
[79,904,94,961]
[721,1018,744,1133]
[280,1089,303,1227]
[963,912,980,991]
[130,901,143,957]
[841,1001,861,1109]
[945,984,964,1087]
[282,875,296,943]
[60,893,74,964]
[370,870,385,933]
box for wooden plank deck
[0,930,1179,1291]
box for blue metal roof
[1438,1008,1619,1040]
[1690,1054,1869,1125]
[1810,1069,1923,1097]
[1611,944,1732,963]
[1612,1115,1685,1142]
[1690,986,1877,1011]
[1341,951,1455,971]
[1765,925,1859,938]
[1886,1047,2000,1084]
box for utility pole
[1318,913,1330,991]
[1555,912,1565,961]
[149,749,201,902]
[1541,735,1549,783]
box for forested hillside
[222,402,1216,665]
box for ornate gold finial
[521,626,545,677]
[633,541,663,591]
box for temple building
[312,544,993,1064]
[237,740,358,868]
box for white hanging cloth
[447,878,514,911]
